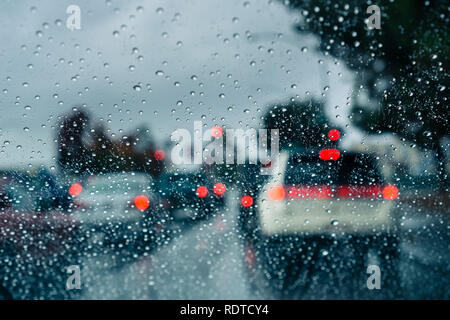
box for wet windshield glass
[0,0,448,301]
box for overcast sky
[0,0,358,168]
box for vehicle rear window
[285,153,383,186]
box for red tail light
[240,195,254,207]
[286,185,333,199]
[196,186,208,198]
[134,195,150,211]
[337,185,382,199]
[382,185,399,200]
[268,185,285,201]
[154,149,165,161]
[211,126,223,138]
[68,183,83,197]
[213,183,226,195]
[319,148,341,161]
[328,129,340,141]
[280,185,399,200]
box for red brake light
[134,195,150,211]
[286,185,333,199]
[382,185,399,200]
[268,185,285,201]
[154,149,165,161]
[240,195,254,207]
[328,129,340,141]
[211,126,223,138]
[213,183,226,195]
[319,148,341,161]
[337,185,382,199]
[68,183,83,197]
[196,186,208,198]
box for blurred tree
[133,126,165,178]
[284,0,449,188]
[57,110,90,175]
[87,124,116,173]
[57,111,165,177]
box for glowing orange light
[134,195,150,211]
[240,195,254,207]
[319,148,341,161]
[382,185,399,200]
[211,126,223,138]
[154,149,165,161]
[213,182,226,195]
[196,186,208,198]
[328,129,340,141]
[268,185,285,201]
[68,183,83,197]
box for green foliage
[285,0,448,186]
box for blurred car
[34,168,73,212]
[0,170,80,299]
[0,168,72,212]
[238,148,401,298]
[69,172,166,248]
[155,171,226,222]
